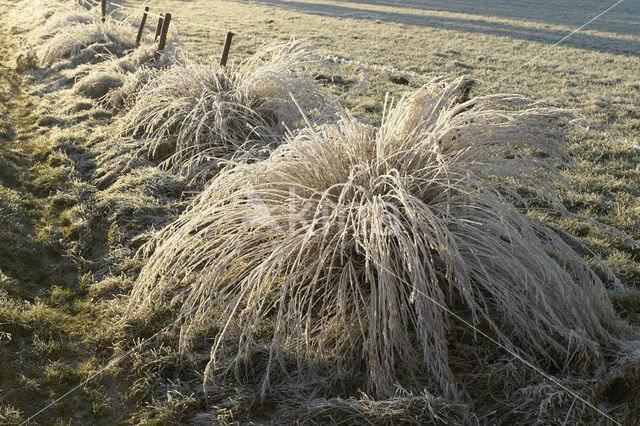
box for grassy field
[138,0,640,135]
[0,0,639,424]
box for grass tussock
[3,0,638,422]
[74,71,123,100]
[114,40,332,185]
[75,44,177,102]
[129,77,630,399]
[35,16,136,68]
[12,0,137,69]
[101,66,160,110]
[29,9,92,41]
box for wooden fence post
[101,0,106,23]
[220,31,234,67]
[158,13,171,51]
[135,7,150,46]
[154,15,164,43]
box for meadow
[0,0,639,424]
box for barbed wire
[82,0,100,8]
[109,1,160,18]
[172,16,273,44]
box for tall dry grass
[35,16,136,67]
[10,0,137,69]
[74,45,177,101]
[114,40,332,185]
[128,77,627,398]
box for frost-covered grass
[114,40,332,185]
[1,0,639,424]
[35,18,135,67]
[74,44,177,102]
[139,0,640,140]
[8,0,137,68]
[129,77,637,407]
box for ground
[0,0,639,424]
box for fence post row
[220,31,234,67]
[158,13,172,51]
[135,6,150,46]
[101,0,106,23]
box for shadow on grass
[331,0,640,37]
[230,0,640,57]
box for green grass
[0,17,139,423]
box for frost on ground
[0,0,639,424]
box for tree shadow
[331,0,640,37]
[231,0,640,57]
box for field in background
[125,0,640,138]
